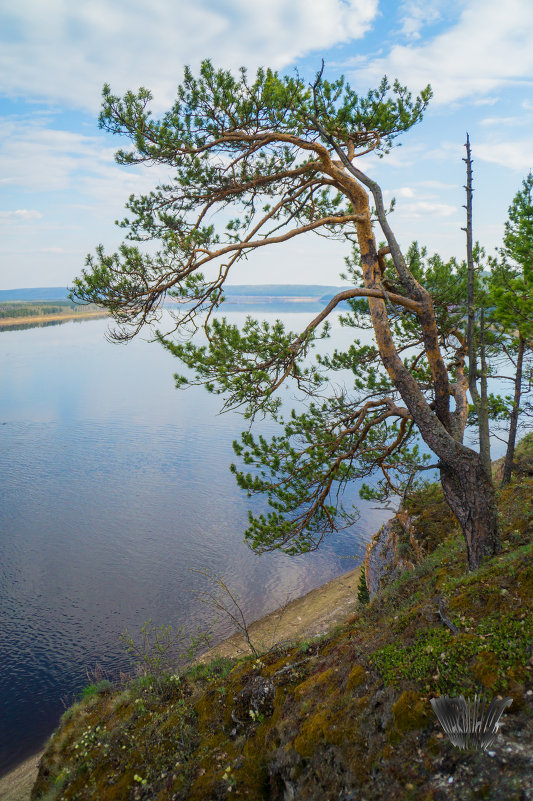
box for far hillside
[0,287,71,302]
[0,286,351,328]
[215,285,347,300]
[0,285,348,304]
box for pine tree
[72,60,501,570]
[490,173,533,485]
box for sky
[1,0,533,290]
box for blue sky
[1,0,532,289]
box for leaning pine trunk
[440,455,501,571]
[350,176,501,572]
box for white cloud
[0,209,43,222]
[394,200,457,219]
[396,0,454,40]
[473,97,499,106]
[0,116,169,208]
[382,184,458,221]
[476,140,533,172]
[0,0,378,112]
[391,186,415,198]
[354,0,533,104]
[481,116,529,127]
[369,142,424,169]
[423,141,463,161]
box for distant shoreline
[0,299,346,330]
[0,310,109,328]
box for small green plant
[119,619,211,690]
[80,679,113,700]
[372,611,533,694]
[210,655,235,677]
[60,701,82,724]
[185,655,235,683]
[191,568,259,656]
[397,541,413,560]
[249,709,265,724]
[357,568,370,605]
[120,619,180,677]
[222,763,237,791]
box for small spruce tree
[357,568,370,605]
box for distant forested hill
[218,284,346,297]
[0,287,70,301]
[0,285,349,303]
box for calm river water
[0,309,395,775]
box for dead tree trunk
[464,134,492,478]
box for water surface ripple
[0,314,386,774]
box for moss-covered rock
[391,690,431,732]
[346,663,366,691]
[293,667,335,700]
[471,650,499,689]
[293,707,346,758]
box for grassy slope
[32,436,533,801]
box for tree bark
[501,334,525,487]
[440,456,501,570]
[349,181,500,571]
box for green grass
[79,680,113,700]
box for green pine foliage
[357,568,370,605]
[70,61,521,562]
[70,60,439,556]
[491,172,533,343]
[71,60,431,329]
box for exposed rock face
[364,492,458,598]
[267,745,356,801]
[364,511,418,597]
[233,674,275,724]
[365,517,400,597]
